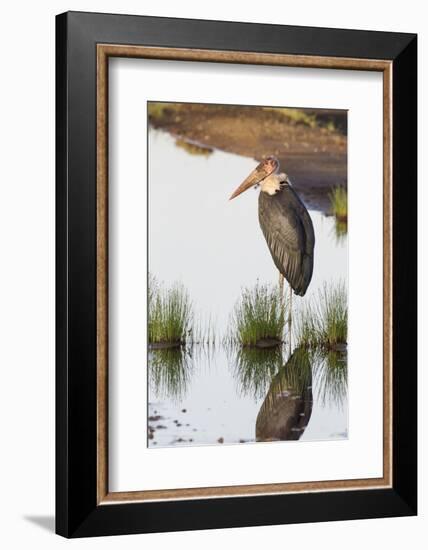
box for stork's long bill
[229,156,279,200]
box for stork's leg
[279,273,287,347]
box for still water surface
[148,129,348,448]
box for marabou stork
[229,156,315,337]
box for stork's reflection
[256,347,313,441]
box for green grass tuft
[296,306,320,349]
[148,275,216,346]
[297,281,347,350]
[318,283,347,347]
[148,276,193,345]
[329,186,348,222]
[228,282,287,347]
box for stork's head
[229,156,279,200]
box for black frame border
[56,11,417,538]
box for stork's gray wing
[258,186,315,296]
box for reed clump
[149,275,216,346]
[297,281,347,350]
[329,186,348,222]
[148,276,193,346]
[329,186,348,239]
[228,282,287,347]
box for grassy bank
[147,101,347,214]
[148,102,347,134]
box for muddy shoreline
[149,104,347,213]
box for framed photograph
[56,11,417,538]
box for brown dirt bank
[149,103,347,213]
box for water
[148,129,348,448]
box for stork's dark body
[258,184,315,296]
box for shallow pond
[148,129,348,448]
